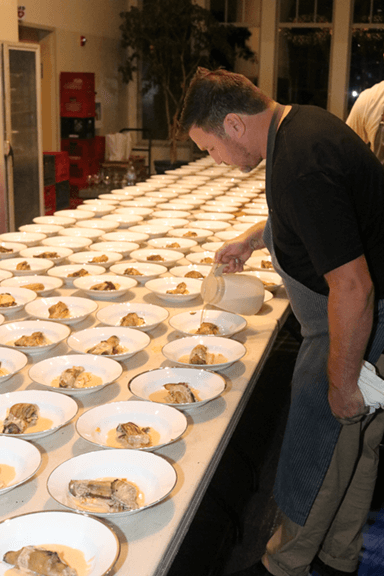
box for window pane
[373,0,384,20]
[277,27,331,107]
[315,0,333,21]
[211,0,226,22]
[348,28,384,112]
[354,0,372,23]
[227,0,238,22]
[298,0,315,21]
[280,0,333,23]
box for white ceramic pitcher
[201,263,265,315]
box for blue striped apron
[263,105,384,525]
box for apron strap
[266,103,285,204]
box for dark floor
[167,315,384,576]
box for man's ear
[224,113,246,139]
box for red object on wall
[60,72,95,118]
[43,151,69,183]
[44,184,56,215]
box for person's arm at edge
[325,254,374,421]
[214,220,267,273]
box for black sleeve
[279,171,365,276]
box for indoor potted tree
[119,0,256,168]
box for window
[348,0,384,112]
[277,0,333,108]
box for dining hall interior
[0,1,384,575]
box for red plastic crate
[60,73,95,118]
[61,139,94,162]
[43,151,69,183]
[44,184,56,215]
[94,136,105,162]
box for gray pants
[263,409,384,576]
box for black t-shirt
[269,104,384,297]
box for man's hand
[215,238,254,273]
[215,220,267,273]
[328,384,368,424]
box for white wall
[20,0,130,149]
[0,0,18,42]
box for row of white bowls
[0,160,269,569]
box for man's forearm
[243,220,267,251]
[327,286,374,392]
[325,255,374,420]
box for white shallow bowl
[67,326,150,361]
[48,264,106,287]
[0,286,36,315]
[47,449,176,517]
[109,262,167,284]
[0,436,41,495]
[189,220,232,232]
[75,219,119,232]
[0,242,27,259]
[33,215,75,227]
[29,353,123,396]
[200,204,238,213]
[77,400,187,451]
[0,511,120,576]
[101,213,144,228]
[41,235,92,253]
[246,254,274,271]
[236,213,268,222]
[250,270,283,293]
[128,224,172,238]
[73,274,137,300]
[58,226,104,240]
[120,199,157,208]
[201,241,224,252]
[19,223,64,237]
[147,218,190,229]
[1,275,63,296]
[162,335,246,371]
[151,210,191,220]
[25,296,98,325]
[169,264,212,279]
[76,204,114,217]
[129,366,226,410]
[170,228,213,243]
[0,347,28,384]
[97,302,169,332]
[0,320,71,355]
[148,237,198,254]
[115,206,153,218]
[55,209,95,220]
[169,309,247,338]
[0,390,78,439]
[232,222,257,231]
[0,257,54,276]
[84,198,119,206]
[131,248,184,268]
[0,270,13,282]
[19,245,73,265]
[89,241,139,258]
[68,250,123,269]
[0,232,46,247]
[216,230,243,241]
[102,230,149,244]
[185,251,216,266]
[194,211,234,222]
[145,277,202,303]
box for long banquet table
[0,268,290,576]
[0,158,291,576]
